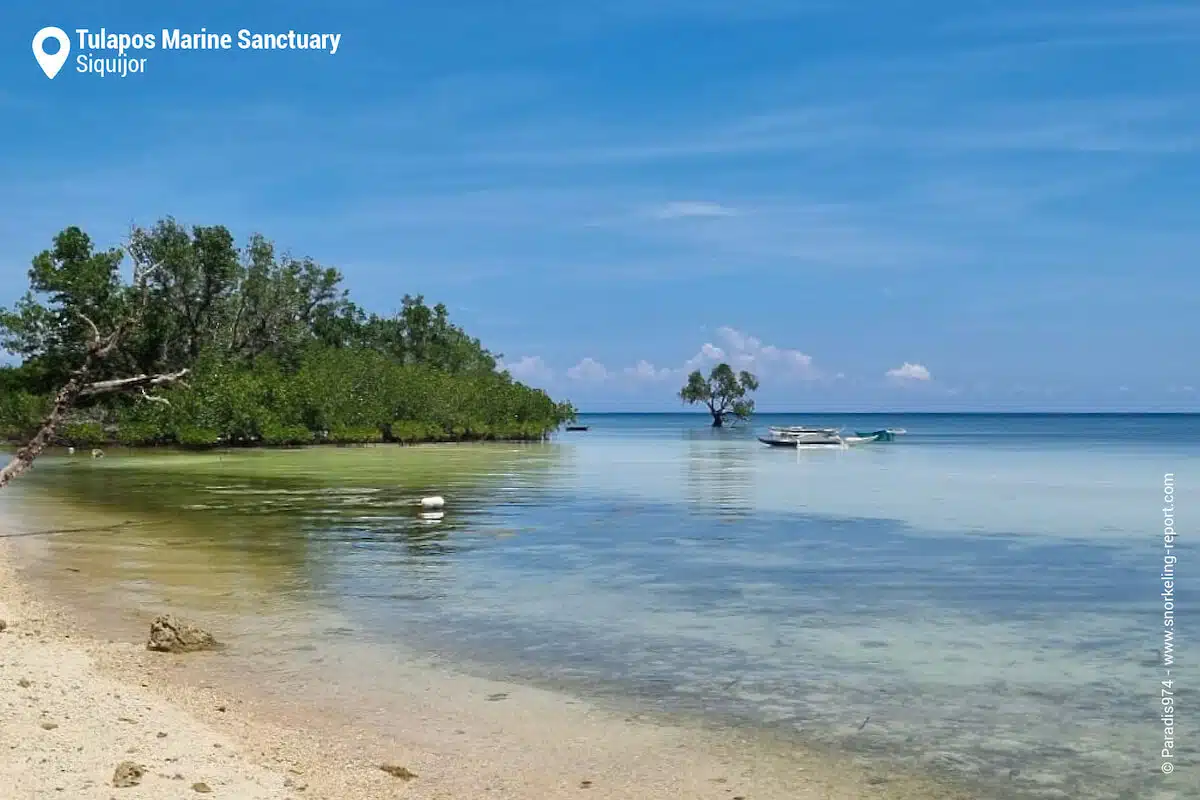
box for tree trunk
[0,245,185,490]
[710,412,724,428]
[0,368,90,489]
[0,366,189,490]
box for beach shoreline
[0,531,975,800]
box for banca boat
[758,426,847,448]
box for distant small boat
[854,428,907,442]
[565,425,589,432]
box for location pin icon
[32,27,71,79]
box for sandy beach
[0,532,975,800]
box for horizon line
[574,410,1200,415]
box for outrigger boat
[758,426,847,448]
[758,426,906,448]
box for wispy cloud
[651,201,740,219]
[563,0,829,27]
[952,5,1200,34]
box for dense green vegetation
[679,363,758,427]
[0,220,574,447]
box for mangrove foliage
[0,220,575,448]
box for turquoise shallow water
[3,413,1197,798]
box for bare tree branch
[137,387,172,406]
[75,310,102,347]
[78,369,189,397]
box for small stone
[112,762,145,788]
[157,732,167,739]
[41,722,58,730]
[380,764,417,780]
[216,705,226,712]
[18,678,31,688]
[580,780,593,788]
[192,783,212,794]
[0,619,7,632]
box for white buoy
[420,496,445,509]
[67,446,75,455]
[90,448,104,459]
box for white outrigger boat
[757,426,906,448]
[758,426,847,448]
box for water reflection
[1,443,568,606]
[684,433,753,520]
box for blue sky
[2,2,1198,411]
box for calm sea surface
[3,413,1197,798]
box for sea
[2,413,1196,798]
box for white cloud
[566,357,609,381]
[886,362,932,381]
[624,359,673,380]
[499,355,553,383]
[652,201,739,219]
[683,342,727,372]
[680,326,817,379]
[573,327,818,386]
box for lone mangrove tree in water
[679,363,759,427]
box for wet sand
[0,532,973,800]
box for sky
[2,1,1198,411]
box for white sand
[0,561,290,798]
[1,539,967,800]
